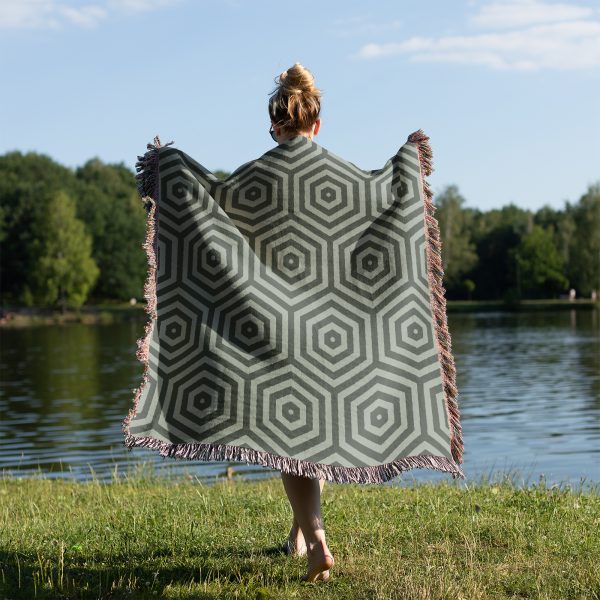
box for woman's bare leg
[284,477,325,554]
[280,473,333,581]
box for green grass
[1,466,599,599]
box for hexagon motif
[254,370,328,454]
[338,372,420,461]
[294,162,366,229]
[271,387,311,437]
[182,228,247,303]
[279,399,303,427]
[211,292,286,369]
[167,360,240,438]
[357,396,398,440]
[335,228,408,304]
[231,308,267,352]
[222,167,285,226]
[368,404,391,431]
[312,179,345,213]
[157,302,196,361]
[397,313,429,351]
[256,224,329,301]
[294,295,373,385]
[320,185,338,204]
[162,166,203,213]
[244,185,261,202]
[379,295,440,369]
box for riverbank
[1,298,599,327]
[0,303,144,327]
[1,472,598,599]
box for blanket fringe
[124,433,464,483]
[407,129,464,467]
[122,133,465,485]
[121,135,173,441]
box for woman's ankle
[305,530,327,552]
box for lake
[1,308,598,490]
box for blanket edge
[407,129,464,468]
[121,135,173,449]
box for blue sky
[1,0,598,212]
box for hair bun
[268,62,322,136]
[280,62,316,95]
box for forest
[0,150,598,309]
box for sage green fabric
[125,134,462,478]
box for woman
[268,62,333,584]
[126,58,464,587]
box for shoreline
[0,298,598,327]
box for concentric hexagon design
[294,158,367,231]
[225,167,286,225]
[294,293,374,387]
[334,225,410,307]
[255,223,329,302]
[126,135,456,469]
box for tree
[30,190,99,310]
[535,203,577,280]
[75,158,148,301]
[462,278,475,300]
[433,185,478,298]
[512,224,568,298]
[213,169,231,181]
[568,183,600,296]
[0,151,80,303]
[469,203,531,300]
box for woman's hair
[268,62,322,136]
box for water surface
[1,309,598,489]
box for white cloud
[59,4,107,27]
[0,0,181,30]
[353,0,600,71]
[470,0,594,29]
[105,0,183,14]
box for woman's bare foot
[301,538,334,583]
[285,523,307,556]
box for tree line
[0,150,598,309]
[434,183,599,301]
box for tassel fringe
[123,433,465,483]
[121,135,173,442]
[407,129,465,468]
[122,133,466,484]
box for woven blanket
[122,130,465,483]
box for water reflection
[1,309,598,489]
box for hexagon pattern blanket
[122,130,465,483]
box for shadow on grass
[0,545,294,599]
